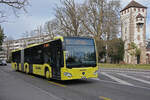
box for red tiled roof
[121,0,147,12]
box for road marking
[48,81,66,87]
[99,96,111,100]
[98,78,150,90]
[101,72,134,86]
[118,73,150,85]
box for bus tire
[25,65,29,74]
[15,64,17,71]
[45,68,50,80]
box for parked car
[0,60,7,66]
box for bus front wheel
[45,69,50,79]
[15,64,17,71]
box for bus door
[51,41,61,79]
[55,47,61,77]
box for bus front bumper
[61,67,99,80]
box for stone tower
[120,0,147,64]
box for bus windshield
[64,37,96,68]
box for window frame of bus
[63,37,97,68]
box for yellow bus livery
[11,36,98,80]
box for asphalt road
[0,64,150,100]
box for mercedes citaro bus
[11,36,98,80]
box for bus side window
[12,53,15,62]
[34,46,44,64]
[15,51,21,64]
[43,46,51,64]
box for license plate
[81,76,87,79]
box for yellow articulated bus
[11,36,98,80]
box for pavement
[0,64,150,100]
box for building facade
[120,0,147,64]
[146,40,150,64]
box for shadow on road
[13,70,95,86]
[50,79,94,86]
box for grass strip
[99,63,150,70]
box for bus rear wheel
[25,66,29,74]
[15,64,18,71]
[45,69,50,79]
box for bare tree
[5,36,14,61]
[103,0,121,40]
[21,31,30,38]
[55,0,83,36]
[0,11,6,23]
[80,0,106,38]
[34,25,43,36]
[0,25,4,46]
[80,0,121,40]
[22,25,44,38]
[0,0,29,23]
[44,19,59,38]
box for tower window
[142,8,144,12]
[138,8,140,12]
[137,23,143,32]
[134,8,136,11]
[128,9,129,12]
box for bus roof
[11,36,94,53]
[11,36,63,53]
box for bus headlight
[93,70,98,75]
[64,72,72,77]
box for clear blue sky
[1,0,150,40]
